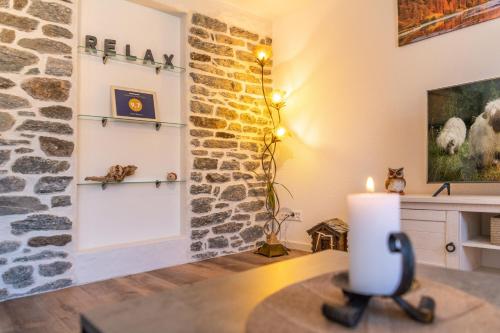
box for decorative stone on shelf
[166,172,177,182]
[84,165,138,183]
[307,218,349,252]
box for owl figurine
[385,168,406,195]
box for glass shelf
[78,46,186,74]
[78,114,186,129]
[77,179,186,190]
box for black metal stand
[322,233,436,328]
[322,289,435,327]
[432,182,451,197]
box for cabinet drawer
[401,209,446,222]
[401,219,445,233]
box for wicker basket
[491,216,500,245]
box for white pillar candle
[347,178,402,295]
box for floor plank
[0,250,308,333]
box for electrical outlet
[278,208,302,222]
[289,210,302,222]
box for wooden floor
[0,250,308,333]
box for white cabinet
[401,195,500,272]
[401,209,457,268]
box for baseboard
[75,236,189,285]
[283,240,312,252]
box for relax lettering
[85,35,175,69]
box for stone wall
[188,13,273,259]
[0,0,75,301]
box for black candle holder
[322,233,436,328]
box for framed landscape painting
[398,0,500,46]
[428,77,500,183]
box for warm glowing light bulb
[275,127,286,138]
[271,91,284,104]
[257,51,267,61]
[366,177,375,193]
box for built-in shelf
[462,236,500,251]
[78,46,185,74]
[77,179,185,190]
[78,114,186,130]
[475,266,500,275]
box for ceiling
[218,0,307,20]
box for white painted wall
[272,1,500,248]
[74,0,272,284]
[77,0,183,250]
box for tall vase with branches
[254,47,292,258]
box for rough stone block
[191,210,231,228]
[0,92,30,109]
[192,13,227,32]
[45,57,72,76]
[11,156,70,174]
[230,26,258,41]
[27,0,72,25]
[0,176,25,193]
[190,241,202,252]
[202,139,237,149]
[0,76,15,89]
[39,136,74,156]
[237,200,265,212]
[191,229,209,240]
[190,73,242,92]
[215,107,237,121]
[28,234,72,247]
[38,261,71,276]
[51,195,71,207]
[0,45,39,72]
[212,222,243,234]
[11,214,72,235]
[220,185,246,201]
[0,11,39,32]
[190,184,212,195]
[208,235,228,249]
[39,105,72,120]
[13,250,68,262]
[0,149,10,166]
[190,115,227,129]
[42,24,72,39]
[0,241,21,255]
[0,196,48,216]
[189,27,209,39]
[240,225,264,243]
[220,161,240,170]
[193,157,218,170]
[21,77,71,101]
[191,197,215,213]
[0,29,15,43]
[206,173,230,183]
[190,100,213,115]
[34,176,72,194]
[2,265,34,288]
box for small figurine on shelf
[85,165,138,183]
[385,167,406,195]
[166,172,178,182]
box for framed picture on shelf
[111,86,159,122]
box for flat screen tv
[428,77,500,183]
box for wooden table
[81,250,500,333]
